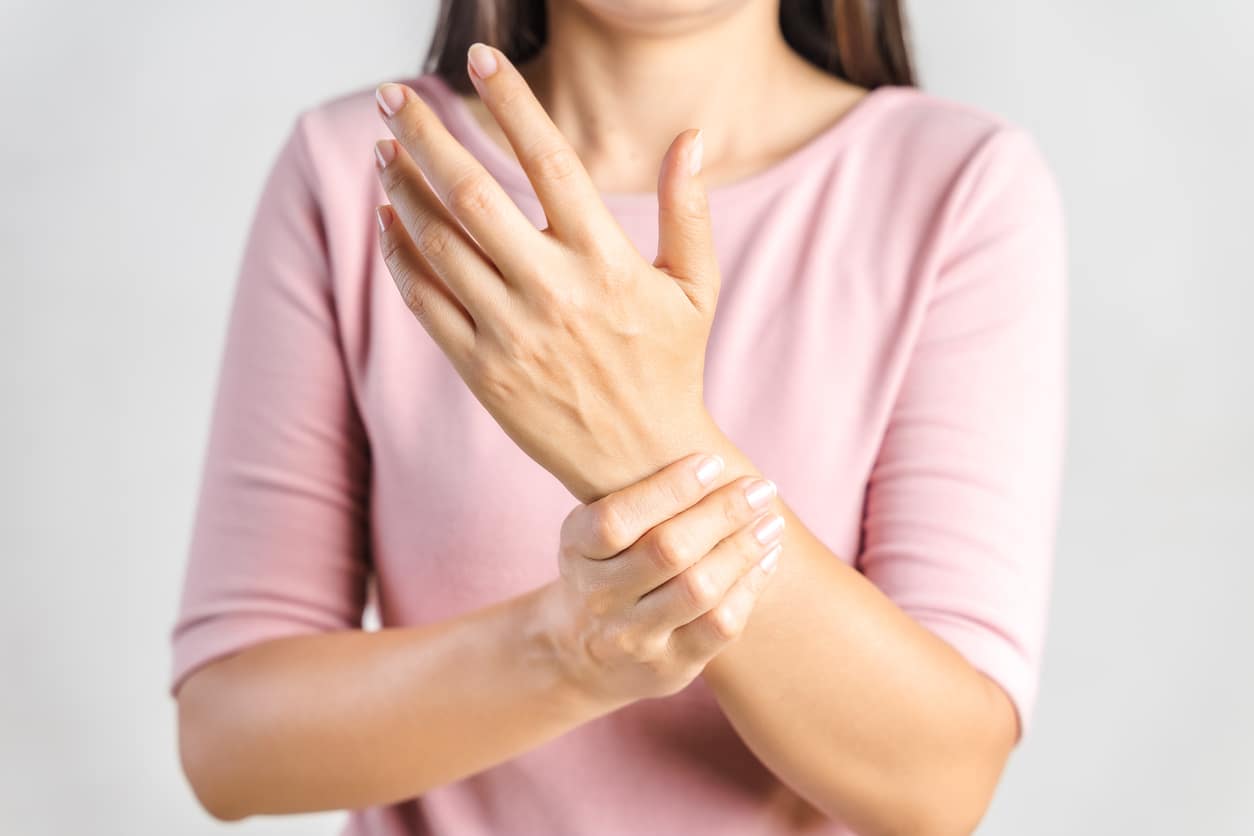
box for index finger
[465,43,618,245]
[563,453,726,560]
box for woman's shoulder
[851,84,1061,210]
[865,84,1016,140]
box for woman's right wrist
[525,580,631,721]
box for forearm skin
[176,583,604,820]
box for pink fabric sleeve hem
[913,613,1039,739]
[169,614,349,697]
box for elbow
[831,775,995,836]
[187,784,249,824]
[890,746,1010,836]
[179,739,249,822]
[882,685,1017,835]
[820,730,1012,836]
[175,669,253,822]
[888,734,1011,835]
[883,790,994,836]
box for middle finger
[464,43,620,248]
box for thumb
[654,129,719,313]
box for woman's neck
[461,1,868,193]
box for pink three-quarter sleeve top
[171,73,1066,836]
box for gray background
[2,1,1250,834]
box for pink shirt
[172,73,1066,835]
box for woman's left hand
[373,44,722,503]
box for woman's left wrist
[582,409,730,502]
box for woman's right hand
[540,453,785,707]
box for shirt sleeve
[169,111,372,695]
[856,126,1067,738]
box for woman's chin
[568,0,755,35]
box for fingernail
[759,543,782,574]
[375,205,393,233]
[753,513,785,545]
[695,454,724,486]
[688,129,704,176]
[374,139,396,171]
[744,479,776,510]
[467,43,500,79]
[376,83,406,117]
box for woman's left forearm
[685,426,1019,836]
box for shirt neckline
[417,73,902,214]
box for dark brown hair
[424,0,916,95]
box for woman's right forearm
[176,583,607,820]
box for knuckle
[648,527,692,574]
[460,345,493,382]
[591,586,621,619]
[382,255,427,321]
[661,187,710,225]
[399,277,426,321]
[579,628,616,674]
[607,625,646,661]
[709,603,744,642]
[582,237,631,280]
[589,502,632,555]
[487,318,530,360]
[496,79,531,112]
[517,256,557,292]
[396,104,438,145]
[475,357,516,402]
[679,568,718,611]
[528,267,579,314]
[582,583,614,617]
[413,216,453,260]
[529,143,581,184]
[445,172,495,219]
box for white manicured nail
[696,454,724,486]
[759,543,782,574]
[753,513,784,545]
[688,130,704,176]
[745,479,775,510]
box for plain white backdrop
[2,1,1251,834]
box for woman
[171,1,1066,833]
